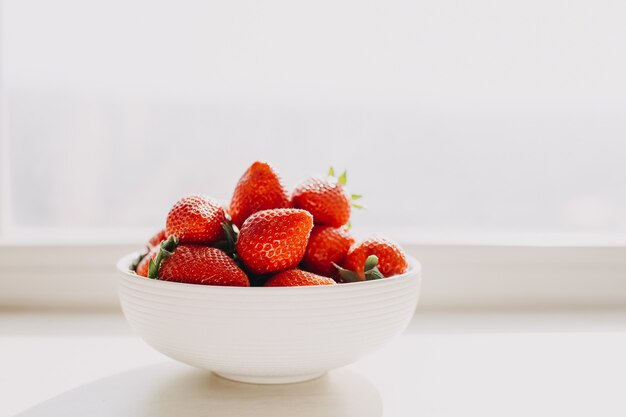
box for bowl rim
[117,252,421,291]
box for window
[1,1,625,311]
[2,0,626,241]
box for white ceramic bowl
[117,253,422,384]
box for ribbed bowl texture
[117,253,421,384]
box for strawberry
[148,229,167,248]
[166,195,226,244]
[132,229,167,276]
[291,168,362,227]
[338,237,409,281]
[135,245,158,277]
[301,225,355,276]
[236,208,313,274]
[230,161,291,227]
[147,236,249,286]
[264,269,336,287]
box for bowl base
[214,371,326,385]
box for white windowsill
[0,232,625,310]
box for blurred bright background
[2,0,625,241]
[2,3,626,415]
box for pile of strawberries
[133,162,409,287]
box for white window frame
[0,239,625,310]
[0,5,624,311]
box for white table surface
[2,309,625,417]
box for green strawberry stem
[216,220,239,259]
[222,220,239,248]
[147,235,179,279]
[351,193,364,210]
[338,170,347,186]
[332,262,361,283]
[327,167,364,210]
[328,166,347,185]
[363,255,384,280]
[332,254,384,282]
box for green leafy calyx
[147,235,179,279]
[338,170,347,186]
[363,255,384,280]
[214,220,239,258]
[332,262,361,283]
[332,255,384,282]
[327,166,364,212]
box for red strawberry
[230,161,291,227]
[301,225,355,276]
[236,208,313,274]
[292,177,349,227]
[340,237,409,281]
[133,229,167,276]
[292,169,362,227]
[166,195,226,244]
[135,245,158,277]
[148,237,249,286]
[264,269,336,287]
[148,229,167,248]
